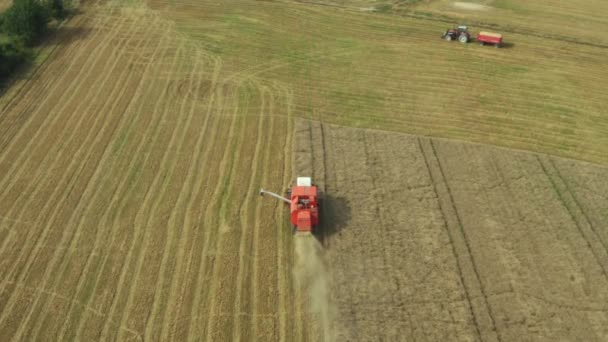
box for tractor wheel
[459,34,468,43]
[445,35,452,41]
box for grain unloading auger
[260,177,320,234]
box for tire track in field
[536,155,608,280]
[547,157,608,258]
[423,138,502,342]
[12,13,159,341]
[416,137,482,342]
[97,42,186,340]
[0,14,137,332]
[52,18,172,342]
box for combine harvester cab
[260,177,321,235]
[289,177,320,234]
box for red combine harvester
[260,177,320,234]
[477,31,503,48]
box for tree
[2,0,50,45]
[0,39,29,78]
[48,0,65,20]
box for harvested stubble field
[0,0,607,340]
[295,119,608,341]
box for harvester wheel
[479,41,485,46]
[495,43,500,48]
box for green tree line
[1,0,67,80]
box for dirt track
[296,119,608,341]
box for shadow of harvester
[317,194,351,244]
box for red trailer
[477,31,503,48]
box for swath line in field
[203,81,258,341]
[0,14,138,334]
[158,60,225,342]
[112,43,191,341]
[186,82,242,341]
[52,17,170,342]
[157,53,222,342]
[142,54,207,341]
[15,13,158,341]
[98,42,186,341]
[278,85,295,342]
[232,85,268,341]
[71,25,175,342]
